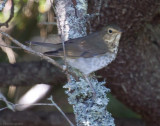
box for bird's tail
[26,41,59,48]
[26,41,65,57]
[26,41,63,54]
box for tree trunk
[93,0,160,125]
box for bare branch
[38,22,57,25]
[0,30,79,80]
[0,95,75,126]
[0,61,66,87]
[0,43,21,49]
[0,30,62,69]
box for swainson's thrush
[27,26,122,75]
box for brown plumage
[27,26,122,75]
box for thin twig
[0,30,78,79]
[50,0,69,78]
[0,95,75,126]
[0,43,21,49]
[38,22,57,25]
[0,30,62,69]
[0,107,8,111]
[48,96,75,126]
[94,0,102,24]
[0,92,15,111]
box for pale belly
[66,52,116,75]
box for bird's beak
[119,29,124,33]
[114,29,123,34]
[116,28,123,33]
[116,30,123,34]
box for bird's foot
[84,75,97,99]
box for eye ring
[108,29,113,34]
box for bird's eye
[108,29,112,34]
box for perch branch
[0,30,78,79]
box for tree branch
[0,110,145,126]
[0,30,79,80]
[0,61,66,86]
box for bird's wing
[26,32,109,58]
[44,33,109,58]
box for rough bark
[93,0,160,125]
[0,61,66,86]
[0,110,145,126]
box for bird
[27,26,122,76]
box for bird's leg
[83,74,96,99]
[69,67,96,98]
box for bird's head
[103,26,122,53]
